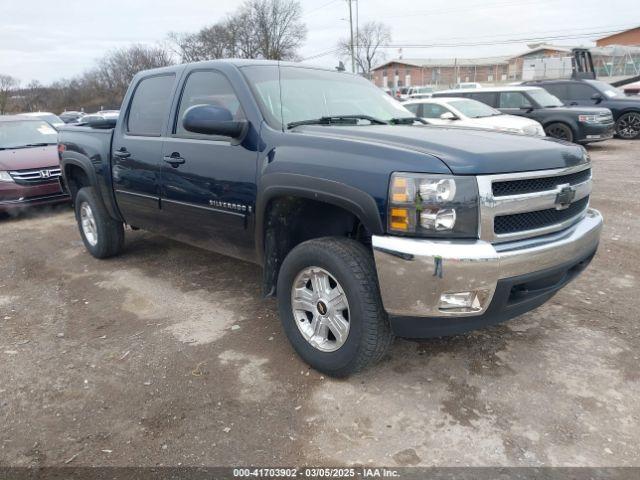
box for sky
[1,0,638,85]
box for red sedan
[0,116,69,213]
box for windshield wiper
[287,115,388,129]
[25,142,54,147]
[389,117,428,125]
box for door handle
[163,153,186,167]
[114,148,131,159]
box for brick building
[596,26,640,47]
[371,45,578,89]
[371,56,510,89]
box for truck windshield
[242,66,414,130]
[0,120,58,150]
[527,89,564,108]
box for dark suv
[433,86,615,144]
[524,79,640,139]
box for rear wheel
[75,187,124,259]
[277,237,394,377]
[545,122,574,142]
[615,112,640,139]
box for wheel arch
[256,173,385,297]
[542,119,577,140]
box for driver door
[158,69,258,261]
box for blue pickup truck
[58,60,603,376]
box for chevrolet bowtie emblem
[555,184,576,210]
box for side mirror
[440,112,457,120]
[183,104,247,138]
[591,93,603,104]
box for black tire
[277,237,393,377]
[545,122,574,143]
[615,112,640,139]
[74,186,124,259]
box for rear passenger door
[112,74,176,230]
[158,69,258,261]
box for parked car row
[392,78,639,141]
[432,86,616,143]
[403,97,546,137]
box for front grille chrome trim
[9,167,61,185]
[478,163,592,243]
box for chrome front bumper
[372,208,603,318]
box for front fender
[255,172,385,261]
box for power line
[378,0,554,19]
[381,28,638,48]
[301,25,639,61]
[303,0,341,17]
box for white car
[406,86,434,99]
[404,97,546,137]
[454,82,482,89]
[19,112,65,129]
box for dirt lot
[0,139,639,468]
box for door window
[467,92,497,107]
[422,104,450,118]
[404,103,420,115]
[541,83,568,100]
[127,75,175,136]
[566,83,598,101]
[175,70,246,140]
[498,92,532,108]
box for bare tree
[169,22,239,62]
[169,0,306,62]
[20,81,49,112]
[0,74,19,114]
[338,21,391,77]
[249,0,306,60]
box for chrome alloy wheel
[79,202,98,246]
[617,112,640,139]
[291,266,350,352]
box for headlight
[522,124,545,136]
[388,173,478,238]
[578,114,599,124]
[0,171,14,183]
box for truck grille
[492,168,591,196]
[477,163,592,243]
[494,196,589,234]
[9,167,61,186]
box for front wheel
[545,122,574,143]
[615,112,640,139]
[75,187,124,259]
[277,237,393,377]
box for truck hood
[294,124,585,175]
[0,145,59,171]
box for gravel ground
[0,139,638,468]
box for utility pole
[355,0,359,74]
[347,0,355,73]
